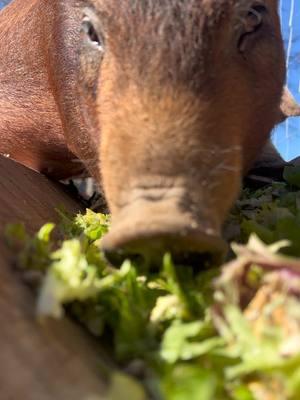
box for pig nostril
[102,249,125,268]
[103,248,146,268]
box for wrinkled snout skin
[77,0,285,263]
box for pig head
[73,0,288,267]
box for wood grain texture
[0,156,108,400]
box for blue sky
[0,0,9,7]
[274,0,300,160]
[0,0,299,160]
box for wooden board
[0,156,109,399]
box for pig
[0,0,299,266]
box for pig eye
[82,17,104,51]
[238,4,267,53]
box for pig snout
[101,185,227,268]
[98,86,245,268]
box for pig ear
[277,86,300,123]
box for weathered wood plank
[0,156,108,400]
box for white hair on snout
[199,145,243,191]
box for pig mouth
[101,197,227,269]
[102,228,227,269]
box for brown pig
[0,0,299,266]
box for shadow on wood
[0,156,108,400]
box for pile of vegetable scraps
[6,165,300,400]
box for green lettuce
[7,174,300,400]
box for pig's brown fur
[97,0,230,91]
[0,1,80,178]
[0,0,297,263]
[96,0,285,218]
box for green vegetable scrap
[7,168,300,400]
[226,166,300,256]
